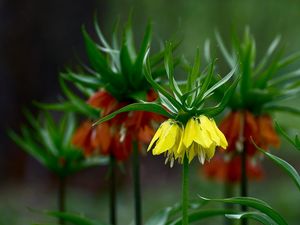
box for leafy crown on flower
[9,110,107,176]
[212,28,300,115]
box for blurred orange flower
[72,90,164,161]
[203,110,280,182]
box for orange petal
[258,115,280,148]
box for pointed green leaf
[252,140,300,191]
[59,78,100,118]
[275,122,300,151]
[168,209,236,225]
[145,207,172,225]
[132,22,152,88]
[202,64,237,100]
[144,54,182,111]
[94,102,172,126]
[164,42,182,99]
[254,36,281,76]
[226,212,277,225]
[47,211,103,225]
[215,31,235,69]
[199,196,288,225]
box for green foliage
[214,29,300,114]
[96,42,238,125]
[73,17,170,101]
[32,211,106,225]
[9,110,108,177]
[275,122,300,151]
[199,196,288,225]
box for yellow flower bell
[181,115,227,164]
[147,119,184,167]
[148,115,228,166]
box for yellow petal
[188,143,196,163]
[196,144,206,164]
[194,119,213,148]
[153,121,179,155]
[205,143,216,160]
[199,116,220,144]
[182,117,197,148]
[147,120,166,151]
[212,120,228,149]
[177,126,185,154]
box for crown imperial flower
[147,115,228,166]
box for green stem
[58,175,66,225]
[132,141,142,225]
[109,155,117,225]
[240,142,248,225]
[182,154,189,225]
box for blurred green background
[1,0,300,224]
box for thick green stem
[132,142,142,225]
[109,155,117,225]
[182,154,189,225]
[58,176,66,225]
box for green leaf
[168,209,236,225]
[277,51,300,69]
[187,48,201,92]
[226,212,277,225]
[144,55,182,111]
[194,60,215,107]
[62,113,76,148]
[254,36,281,76]
[252,139,300,191]
[59,78,100,118]
[34,101,77,112]
[164,42,182,99]
[94,102,172,126]
[199,196,288,225]
[132,21,152,88]
[61,71,102,90]
[215,31,235,69]
[275,122,300,151]
[46,211,104,225]
[200,74,239,116]
[82,27,110,75]
[150,39,181,68]
[8,130,48,167]
[202,64,237,100]
[94,15,111,50]
[145,207,172,225]
[204,39,211,63]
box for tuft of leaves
[9,110,108,177]
[214,28,300,114]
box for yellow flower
[147,119,184,167]
[181,115,228,164]
[148,116,227,166]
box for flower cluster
[148,116,227,167]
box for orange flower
[203,110,280,182]
[72,89,164,161]
[219,111,280,156]
[203,154,263,183]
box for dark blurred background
[1,0,300,224]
